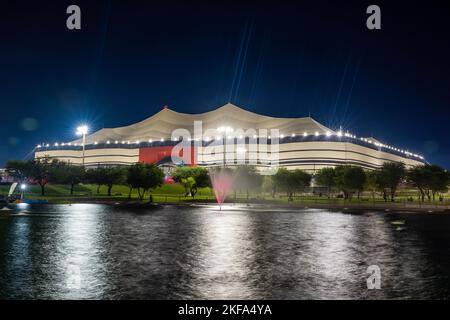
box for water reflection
[304,210,358,299]
[59,204,105,299]
[3,216,32,298]
[1,204,450,299]
[195,208,255,299]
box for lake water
[0,203,449,299]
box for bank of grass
[0,183,215,203]
[1,183,449,209]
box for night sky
[1,0,449,167]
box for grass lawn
[0,183,215,203]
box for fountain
[209,168,234,210]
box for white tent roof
[73,103,334,144]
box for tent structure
[72,103,334,144]
[36,103,425,171]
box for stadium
[34,103,425,173]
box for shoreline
[6,198,449,214]
[108,201,450,213]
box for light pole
[76,125,89,166]
[20,183,26,200]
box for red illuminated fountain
[209,169,234,210]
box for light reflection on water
[0,204,450,299]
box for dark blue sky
[1,0,449,167]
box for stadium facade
[34,104,425,173]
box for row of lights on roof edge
[35,130,424,160]
[36,125,424,159]
[37,131,326,148]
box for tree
[262,175,276,198]
[26,158,55,196]
[365,170,384,201]
[103,167,126,196]
[273,168,291,200]
[379,162,406,202]
[315,167,336,198]
[334,166,348,199]
[125,164,142,198]
[334,166,366,200]
[5,160,29,182]
[233,166,263,200]
[172,166,210,198]
[428,165,450,201]
[85,168,105,194]
[407,165,430,202]
[291,169,312,194]
[273,168,311,201]
[141,164,164,201]
[408,164,450,202]
[181,176,196,197]
[51,162,85,195]
[85,166,125,196]
[347,166,366,199]
[126,163,164,200]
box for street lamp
[76,125,89,166]
[20,183,26,200]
